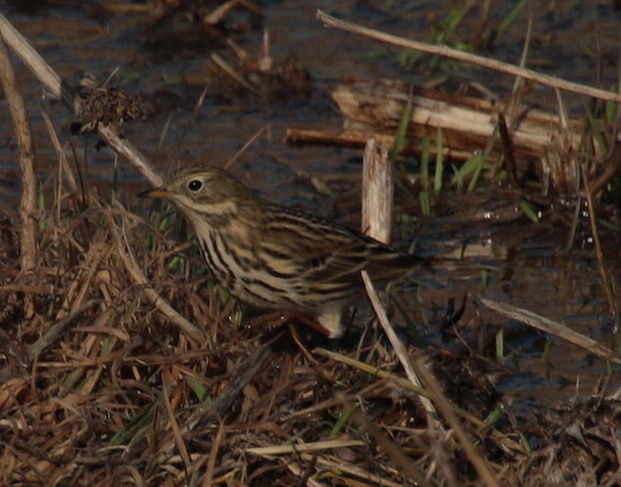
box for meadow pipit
[141,165,421,337]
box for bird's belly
[198,241,301,310]
[229,272,305,311]
[197,233,352,313]
[234,272,354,314]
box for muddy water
[0,1,619,406]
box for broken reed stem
[0,37,37,275]
[480,298,621,364]
[363,270,499,486]
[360,271,438,424]
[317,10,621,105]
[361,139,393,244]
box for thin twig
[481,298,621,363]
[414,358,500,487]
[26,300,100,363]
[581,164,618,321]
[336,392,432,487]
[188,334,279,431]
[307,454,420,487]
[247,439,366,456]
[314,348,526,456]
[0,37,37,275]
[0,300,98,391]
[317,10,621,105]
[41,109,78,194]
[202,422,225,487]
[56,239,114,320]
[0,12,162,187]
[108,206,204,343]
[361,271,438,424]
[363,271,499,486]
[161,366,191,471]
[223,125,268,170]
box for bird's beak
[139,188,173,199]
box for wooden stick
[361,271,438,425]
[481,298,621,364]
[317,10,621,105]
[286,126,473,160]
[361,139,392,244]
[0,36,37,276]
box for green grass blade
[389,97,413,161]
[467,152,488,192]
[419,189,431,217]
[420,135,431,190]
[487,0,530,48]
[451,152,487,191]
[496,328,504,360]
[434,128,444,194]
[519,199,539,223]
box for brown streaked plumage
[140,165,421,337]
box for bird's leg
[287,323,335,382]
[285,311,334,337]
[247,310,291,330]
[247,310,332,336]
[247,311,334,380]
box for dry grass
[0,3,620,485]
[1,183,620,486]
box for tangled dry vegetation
[1,2,621,486]
[1,176,621,486]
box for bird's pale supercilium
[140,165,421,337]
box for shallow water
[0,0,619,406]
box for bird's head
[140,165,256,224]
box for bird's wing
[306,236,421,284]
[260,203,420,286]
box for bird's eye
[188,179,203,192]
